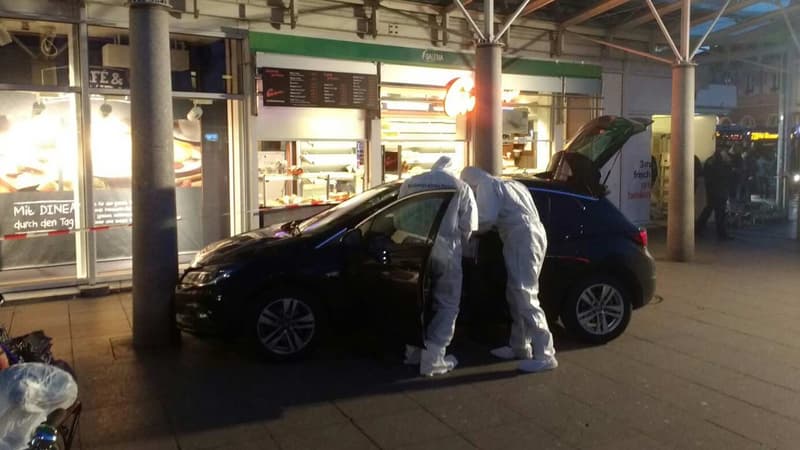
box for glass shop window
[87,26,241,94]
[0,19,74,87]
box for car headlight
[793,173,800,184]
[181,268,233,287]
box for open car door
[344,190,454,347]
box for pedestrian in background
[696,143,734,240]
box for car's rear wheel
[250,291,324,360]
[561,275,632,344]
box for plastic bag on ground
[0,362,78,450]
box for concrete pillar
[130,1,179,347]
[473,43,503,175]
[667,62,695,261]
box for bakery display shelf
[300,147,356,155]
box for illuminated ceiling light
[187,103,203,121]
[502,89,520,103]
[100,101,112,118]
[381,100,431,112]
[32,100,45,116]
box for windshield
[298,183,399,233]
[564,116,638,163]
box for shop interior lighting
[100,101,112,118]
[187,102,203,121]
[381,100,431,112]
[32,99,45,116]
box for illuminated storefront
[252,53,377,225]
[379,64,470,182]
[0,23,601,290]
[0,18,245,289]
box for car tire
[249,290,325,360]
[560,274,632,344]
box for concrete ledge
[79,284,112,297]
[1,280,132,305]
[1,287,80,304]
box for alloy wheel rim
[257,297,315,355]
[575,283,625,336]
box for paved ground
[2,222,800,450]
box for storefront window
[380,84,466,182]
[566,95,602,142]
[88,26,240,94]
[89,96,233,274]
[502,93,554,175]
[0,20,74,87]
[0,90,79,274]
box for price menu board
[261,67,378,109]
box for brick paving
[2,222,800,449]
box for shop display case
[381,85,466,181]
[296,140,359,201]
[258,140,361,207]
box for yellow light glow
[444,77,475,117]
[749,132,778,141]
[91,115,133,179]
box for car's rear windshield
[298,183,399,233]
[564,116,636,163]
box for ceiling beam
[444,0,472,15]
[707,3,800,42]
[615,2,681,31]
[696,44,788,64]
[561,0,631,28]
[689,0,762,27]
[519,0,556,17]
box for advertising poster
[601,130,652,226]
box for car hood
[190,223,298,267]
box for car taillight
[632,229,648,247]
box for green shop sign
[249,31,601,79]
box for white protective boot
[420,342,458,376]
[490,345,533,360]
[518,355,558,373]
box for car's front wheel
[560,275,632,344]
[250,290,324,360]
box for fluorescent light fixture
[381,100,431,112]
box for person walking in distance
[696,143,734,240]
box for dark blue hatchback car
[175,116,656,359]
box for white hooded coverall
[399,156,478,376]
[460,167,555,365]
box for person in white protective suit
[400,156,478,376]
[460,166,557,373]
